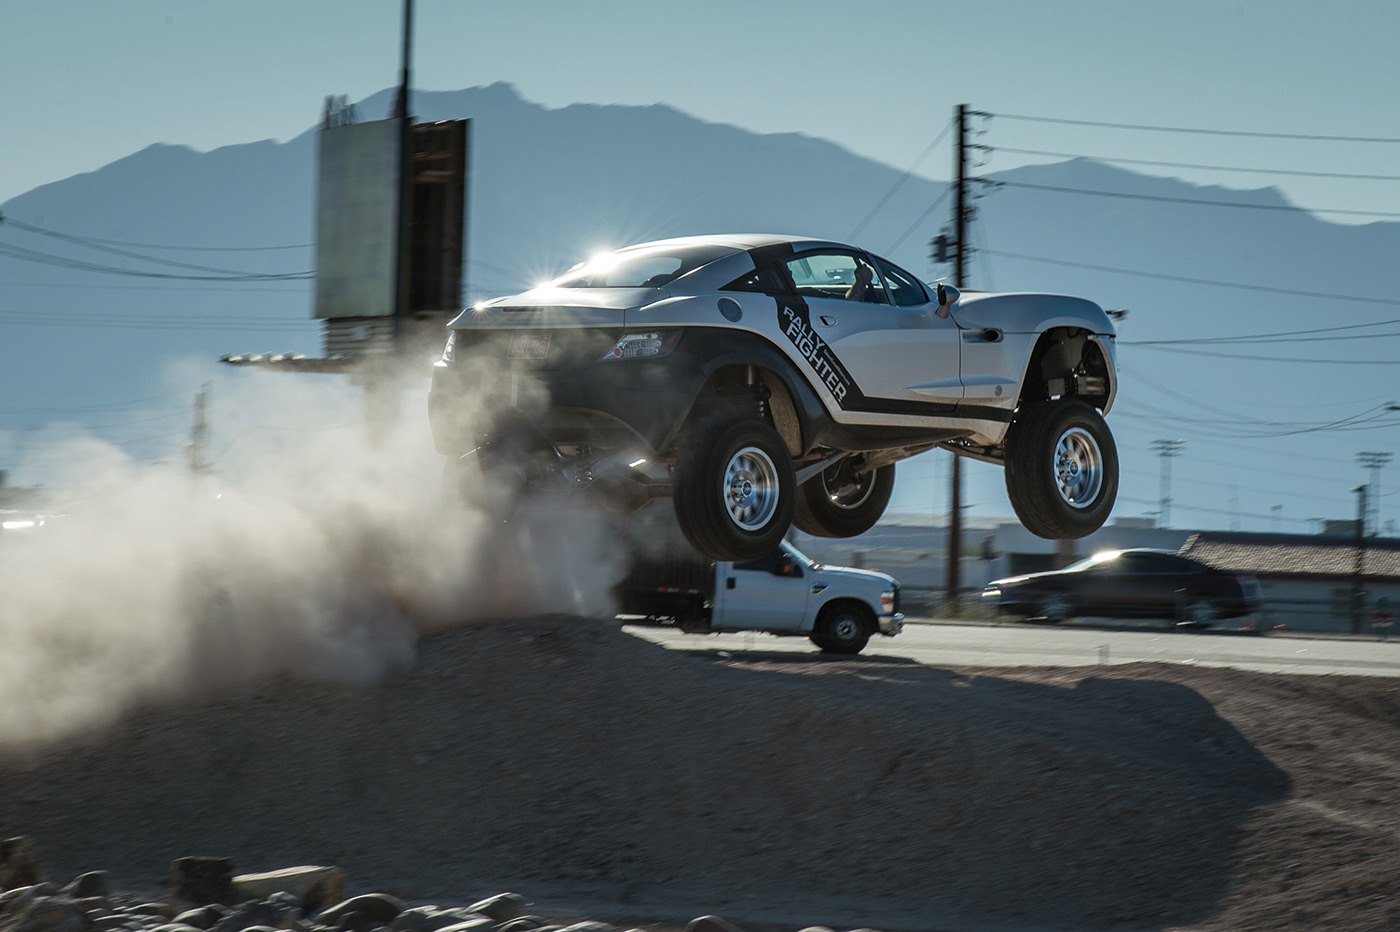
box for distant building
[792,515,1400,632]
[1181,530,1400,634]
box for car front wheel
[1004,399,1118,540]
[672,418,795,562]
[793,458,895,538]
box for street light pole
[1152,439,1186,528]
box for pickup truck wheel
[673,418,795,563]
[793,459,895,538]
[814,603,873,655]
[1004,399,1118,540]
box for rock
[167,859,236,910]
[684,919,745,932]
[63,874,112,900]
[1,886,43,916]
[388,908,485,932]
[557,924,614,932]
[314,894,406,926]
[464,895,526,924]
[334,911,372,932]
[233,867,345,915]
[6,896,90,932]
[172,908,229,932]
[434,922,494,932]
[0,837,42,890]
[496,918,545,932]
[209,900,291,932]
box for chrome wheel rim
[821,460,876,511]
[723,445,780,531]
[831,615,861,642]
[1053,427,1103,510]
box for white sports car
[429,234,1119,561]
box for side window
[722,263,791,294]
[874,257,931,307]
[783,252,889,304]
[733,549,801,577]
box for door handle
[726,577,736,589]
[819,315,838,326]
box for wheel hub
[1053,427,1103,510]
[723,445,780,531]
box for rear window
[552,244,734,288]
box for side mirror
[935,283,960,319]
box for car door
[778,250,963,411]
[1091,552,1191,618]
[713,549,811,630]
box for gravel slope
[2,616,1398,932]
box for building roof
[1180,531,1400,582]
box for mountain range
[3,82,1398,530]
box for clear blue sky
[6,0,1400,217]
[5,0,1400,535]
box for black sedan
[981,549,1262,626]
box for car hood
[987,569,1072,587]
[816,564,899,588]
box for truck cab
[616,539,902,654]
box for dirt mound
[2,617,1398,931]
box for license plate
[507,334,551,359]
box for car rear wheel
[1004,399,1118,540]
[812,603,873,654]
[793,458,895,538]
[1179,597,1220,628]
[673,418,795,563]
[1034,592,1074,624]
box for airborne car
[429,234,1119,562]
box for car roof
[613,233,848,253]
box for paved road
[625,618,1400,677]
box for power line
[981,248,1400,307]
[1,280,310,293]
[988,112,1400,144]
[0,241,313,281]
[990,179,1400,219]
[0,221,314,278]
[0,310,311,332]
[1130,343,1400,366]
[883,184,952,254]
[988,147,1400,183]
[847,121,953,241]
[0,216,312,252]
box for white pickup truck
[613,538,902,654]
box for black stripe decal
[771,294,1012,423]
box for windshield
[552,244,734,288]
[780,539,817,568]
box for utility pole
[945,103,972,612]
[1352,484,1367,633]
[1357,451,1392,537]
[186,382,212,480]
[1152,439,1186,528]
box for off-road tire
[1004,399,1118,540]
[793,459,895,538]
[813,602,874,655]
[672,418,795,563]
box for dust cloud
[0,361,629,749]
